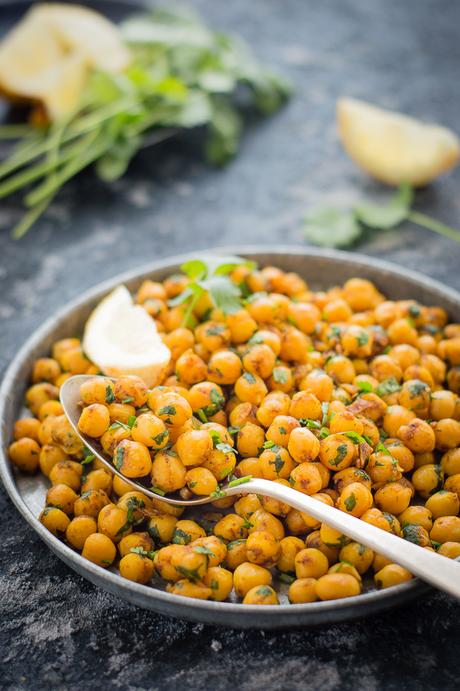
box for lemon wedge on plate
[83,286,171,388]
[337,98,460,186]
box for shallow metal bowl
[1,246,458,629]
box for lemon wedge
[337,97,460,186]
[0,3,130,120]
[83,286,171,388]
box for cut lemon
[337,97,460,186]
[0,3,130,120]
[83,286,171,388]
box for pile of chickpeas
[8,263,460,606]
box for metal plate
[2,246,459,629]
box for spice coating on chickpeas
[10,260,460,605]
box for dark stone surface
[1,0,460,688]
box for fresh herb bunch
[302,183,460,248]
[169,254,256,326]
[0,8,290,238]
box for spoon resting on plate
[60,374,460,600]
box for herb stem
[408,211,460,244]
[11,195,55,239]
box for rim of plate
[3,245,457,628]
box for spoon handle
[227,478,460,600]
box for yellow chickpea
[339,542,374,575]
[397,418,435,453]
[118,532,155,557]
[97,503,132,543]
[245,530,280,567]
[319,434,356,471]
[300,369,334,402]
[234,423,263,458]
[81,468,113,495]
[332,467,372,494]
[26,382,59,416]
[337,482,373,517]
[425,490,459,519]
[444,474,460,499]
[383,405,416,438]
[49,460,82,491]
[430,516,460,543]
[46,483,78,515]
[203,567,233,601]
[276,536,305,573]
[13,417,41,442]
[288,577,318,603]
[398,506,433,532]
[40,506,70,535]
[374,482,412,514]
[78,403,110,438]
[119,552,154,584]
[130,413,169,450]
[66,515,97,550]
[207,350,242,385]
[294,548,329,579]
[214,514,249,542]
[107,402,136,425]
[233,561,272,597]
[398,380,431,417]
[202,446,236,481]
[185,467,218,496]
[175,349,208,385]
[243,584,279,605]
[438,542,460,559]
[8,437,41,473]
[51,415,83,455]
[82,532,116,567]
[166,579,212,599]
[153,391,192,427]
[74,489,110,518]
[287,427,320,463]
[288,391,322,422]
[316,573,361,600]
[249,509,285,540]
[150,449,186,492]
[80,377,115,406]
[433,418,460,451]
[289,462,323,495]
[412,464,443,499]
[113,440,152,478]
[441,449,460,477]
[374,564,413,589]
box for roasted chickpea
[243,584,279,605]
[185,467,218,496]
[118,532,155,558]
[319,434,355,471]
[287,427,320,463]
[38,444,67,477]
[202,567,233,601]
[82,532,116,567]
[46,483,78,515]
[374,564,413,589]
[9,437,40,473]
[397,418,435,453]
[430,516,460,543]
[51,415,83,455]
[208,350,242,385]
[78,403,110,438]
[40,506,70,535]
[294,548,329,579]
[398,506,433,532]
[26,382,59,416]
[202,446,236,481]
[97,503,132,543]
[151,449,186,492]
[66,515,97,550]
[113,439,152,478]
[337,482,373,517]
[289,462,323,495]
[374,482,412,514]
[412,464,443,499]
[425,490,460,519]
[339,542,374,575]
[233,561,272,597]
[49,460,82,491]
[13,417,41,442]
[438,542,460,559]
[316,573,361,600]
[175,349,208,385]
[74,489,110,518]
[433,418,460,451]
[119,552,154,584]
[246,530,280,567]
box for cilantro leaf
[354,183,413,229]
[302,207,362,248]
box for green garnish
[278,572,296,584]
[172,528,192,545]
[149,486,166,497]
[1,7,290,238]
[130,546,156,560]
[273,368,288,384]
[114,446,124,471]
[375,377,401,398]
[302,183,460,248]
[344,493,357,512]
[299,418,321,430]
[193,546,215,557]
[331,443,348,466]
[228,475,252,488]
[356,380,373,393]
[169,255,257,325]
[210,486,226,499]
[121,396,135,404]
[105,386,115,404]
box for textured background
[1,0,460,689]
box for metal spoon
[60,374,460,599]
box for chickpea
[175,349,208,385]
[374,564,413,589]
[74,489,110,518]
[294,548,329,579]
[214,514,248,542]
[276,536,305,573]
[107,402,136,425]
[441,449,460,477]
[319,524,350,549]
[370,355,402,383]
[305,530,340,564]
[118,532,155,557]
[438,542,460,559]
[397,418,435,453]
[82,532,116,567]
[202,446,236,481]
[119,552,154,584]
[51,415,83,455]
[445,474,460,499]
[78,403,110,438]
[289,391,322,422]
[233,562,272,597]
[339,542,374,575]
[398,506,433,532]
[235,423,264,458]
[398,380,431,417]
[300,369,333,402]
[235,457,263,479]
[26,382,59,416]
[374,482,412,514]
[328,562,362,583]
[383,405,415,438]
[163,328,195,361]
[150,449,186,492]
[319,434,356,471]
[433,418,460,451]
[287,577,318,603]
[332,467,372,494]
[366,452,402,484]
[9,437,40,473]
[97,503,132,543]
[39,444,67,477]
[425,490,459,519]
[153,391,192,427]
[384,439,414,473]
[129,413,168,450]
[257,392,291,427]
[249,509,285,541]
[81,469,112,496]
[46,483,78,515]
[287,427,320,463]
[243,584,279,605]
[185,467,217,496]
[166,579,212,599]
[66,515,97,550]
[412,464,443,499]
[361,508,400,535]
[246,530,280,567]
[316,573,361,600]
[224,539,248,570]
[113,440,152,478]
[39,506,70,535]
[289,462,323,495]
[337,482,373,518]
[117,492,151,525]
[59,346,90,374]
[79,377,114,406]
[208,350,242,385]
[203,567,233,601]
[329,411,364,436]
[430,516,460,543]
[13,417,41,442]
[49,460,82,491]
[387,319,418,347]
[146,513,176,544]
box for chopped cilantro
[331,443,348,466]
[356,380,373,393]
[243,372,257,384]
[344,493,357,512]
[105,386,115,404]
[376,377,401,398]
[273,368,288,384]
[114,446,124,471]
[172,528,192,545]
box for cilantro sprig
[302,183,460,248]
[169,255,256,326]
[1,7,290,238]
